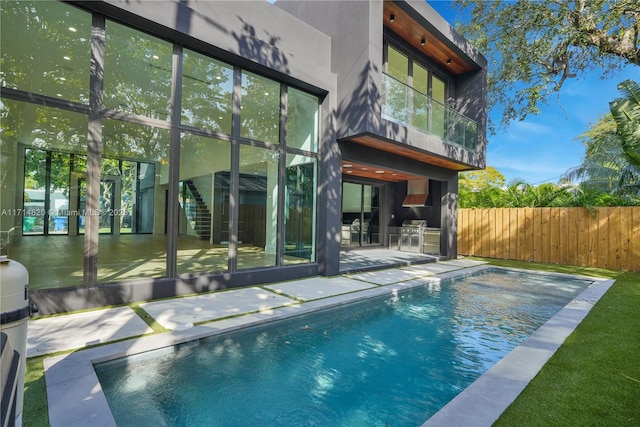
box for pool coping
[42,265,614,427]
[422,269,615,427]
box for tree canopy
[455,0,640,128]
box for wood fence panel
[577,209,589,267]
[508,209,518,260]
[494,209,506,258]
[631,206,640,271]
[481,208,490,257]
[468,209,476,255]
[458,209,467,255]
[463,209,470,255]
[465,209,473,256]
[588,209,599,268]
[487,208,494,258]
[500,209,510,259]
[532,209,541,262]
[566,208,577,266]
[596,208,608,268]
[475,209,485,256]
[457,207,639,272]
[609,207,621,270]
[550,208,561,265]
[619,206,631,270]
[540,208,551,263]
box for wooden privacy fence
[458,207,640,272]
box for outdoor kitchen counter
[423,228,441,255]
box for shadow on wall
[233,16,290,75]
[335,60,408,143]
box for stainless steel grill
[400,219,427,253]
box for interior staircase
[183,180,212,241]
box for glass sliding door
[283,154,317,264]
[363,185,381,246]
[237,145,279,270]
[341,182,381,247]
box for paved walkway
[27,258,482,358]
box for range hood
[402,178,429,207]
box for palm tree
[565,79,640,198]
[609,79,640,195]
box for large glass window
[240,71,280,143]
[286,88,319,152]
[0,1,91,104]
[237,145,279,269]
[284,154,317,264]
[2,1,321,293]
[177,133,231,275]
[104,20,173,120]
[1,99,88,288]
[97,119,170,283]
[182,50,233,133]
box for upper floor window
[382,41,477,151]
[384,44,447,103]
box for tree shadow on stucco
[232,16,290,75]
[335,60,407,143]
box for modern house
[0,0,486,314]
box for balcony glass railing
[381,73,478,151]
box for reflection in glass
[382,73,409,124]
[240,71,280,143]
[23,149,47,235]
[431,75,446,138]
[48,152,71,234]
[287,88,318,152]
[413,63,429,131]
[97,119,170,283]
[363,186,380,246]
[177,133,231,275]
[341,183,380,247]
[105,20,173,120]
[387,45,408,83]
[238,145,279,269]
[1,1,91,103]
[284,154,316,264]
[1,100,87,288]
[182,50,233,133]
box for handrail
[381,73,478,151]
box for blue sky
[428,1,640,184]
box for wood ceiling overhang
[341,134,477,183]
[383,1,478,75]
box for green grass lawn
[21,259,639,426]
[483,259,640,426]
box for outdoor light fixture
[446,59,452,65]
[421,38,426,46]
[390,14,395,22]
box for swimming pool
[93,268,594,426]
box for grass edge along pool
[93,267,595,427]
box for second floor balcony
[381,73,478,151]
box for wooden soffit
[342,160,423,182]
[383,1,475,75]
[348,134,474,172]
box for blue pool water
[95,268,592,426]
